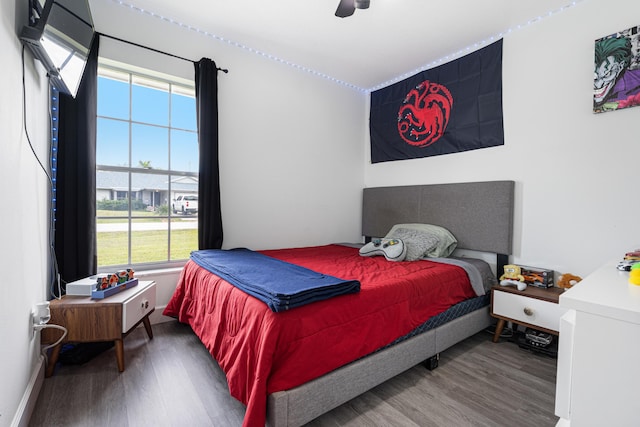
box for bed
[164,180,515,427]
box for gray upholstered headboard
[362,180,515,255]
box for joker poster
[594,25,640,113]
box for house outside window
[96,65,198,270]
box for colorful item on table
[95,269,136,290]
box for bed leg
[423,354,439,371]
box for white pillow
[386,228,439,261]
[385,223,457,258]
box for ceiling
[89,0,584,91]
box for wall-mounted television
[20,0,95,98]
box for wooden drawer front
[493,290,568,332]
[122,282,156,333]
[44,305,122,342]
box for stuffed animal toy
[499,264,525,281]
[558,273,582,289]
[499,264,526,291]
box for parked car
[172,195,198,214]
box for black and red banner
[369,39,504,163]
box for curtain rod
[97,32,229,73]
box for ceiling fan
[335,0,370,18]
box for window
[96,65,198,270]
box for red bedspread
[164,244,475,427]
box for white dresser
[555,262,640,426]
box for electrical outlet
[33,302,51,325]
[32,302,50,337]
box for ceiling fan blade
[335,0,355,18]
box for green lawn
[98,229,197,266]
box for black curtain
[194,58,223,249]
[54,35,99,287]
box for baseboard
[11,355,44,427]
[148,304,174,325]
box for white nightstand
[490,285,568,342]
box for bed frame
[266,180,514,426]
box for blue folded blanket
[190,248,360,312]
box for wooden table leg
[142,315,153,340]
[115,339,125,372]
[493,319,506,343]
[45,343,62,378]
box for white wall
[0,0,52,425]
[365,0,640,278]
[215,44,366,250]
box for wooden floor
[30,321,559,427]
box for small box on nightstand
[66,277,97,296]
[519,265,554,288]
